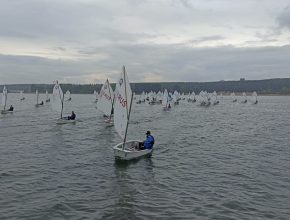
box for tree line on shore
[1,78,289,94]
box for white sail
[149,92,154,102]
[46,90,48,100]
[66,90,71,99]
[212,91,217,101]
[114,66,132,140]
[242,92,247,101]
[36,89,39,104]
[192,91,196,99]
[252,91,258,101]
[172,94,177,102]
[162,89,169,107]
[20,91,23,99]
[51,81,64,117]
[2,86,7,109]
[97,79,114,116]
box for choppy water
[0,93,290,220]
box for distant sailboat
[242,92,247,103]
[1,86,13,114]
[20,91,25,100]
[162,89,171,110]
[66,90,71,101]
[52,81,75,124]
[35,89,44,107]
[252,91,258,104]
[45,90,50,102]
[148,92,155,105]
[212,91,219,105]
[94,90,98,102]
[96,79,114,126]
[231,92,237,102]
[113,66,153,160]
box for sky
[0,0,289,84]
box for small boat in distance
[66,90,72,101]
[45,90,50,102]
[162,89,171,110]
[35,89,44,107]
[52,81,75,124]
[242,92,247,103]
[96,79,115,127]
[231,92,237,102]
[20,91,25,100]
[1,86,13,114]
[94,90,98,102]
[212,91,219,105]
[113,66,153,160]
[252,91,258,104]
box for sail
[2,86,7,109]
[162,89,168,107]
[114,66,132,140]
[96,79,114,116]
[46,90,48,100]
[252,91,258,101]
[66,90,70,99]
[20,91,23,99]
[243,92,247,101]
[149,92,154,102]
[51,81,64,116]
[172,94,177,102]
[36,89,39,104]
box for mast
[36,89,38,104]
[122,66,131,150]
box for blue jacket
[144,135,154,149]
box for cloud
[0,44,289,84]
[277,6,290,29]
[0,0,289,84]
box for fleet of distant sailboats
[1,66,263,160]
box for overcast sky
[0,0,289,84]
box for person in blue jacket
[139,131,154,150]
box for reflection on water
[0,93,290,220]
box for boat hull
[1,110,13,114]
[113,140,153,160]
[56,118,76,124]
[35,104,44,107]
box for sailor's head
[10,105,12,107]
[145,131,151,136]
[72,111,74,114]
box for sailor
[8,105,14,111]
[40,101,44,105]
[68,111,76,120]
[168,103,171,108]
[139,131,154,150]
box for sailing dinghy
[162,89,171,110]
[35,89,44,107]
[66,90,71,101]
[20,91,25,100]
[242,92,247,103]
[252,91,258,104]
[96,79,115,127]
[45,90,50,102]
[113,66,153,160]
[212,91,219,105]
[52,81,75,124]
[231,92,237,102]
[1,86,13,114]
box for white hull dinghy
[56,118,75,124]
[1,110,13,114]
[20,91,25,100]
[52,81,76,124]
[242,92,247,103]
[113,66,153,160]
[66,90,71,101]
[113,140,153,160]
[97,79,115,126]
[45,90,50,102]
[231,92,237,102]
[162,89,171,110]
[252,91,258,104]
[1,86,12,114]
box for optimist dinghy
[45,90,50,102]
[96,79,115,127]
[242,92,247,103]
[51,81,75,124]
[112,66,153,160]
[252,91,258,104]
[231,92,237,102]
[162,89,171,110]
[20,91,25,100]
[35,89,44,107]
[1,86,13,114]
